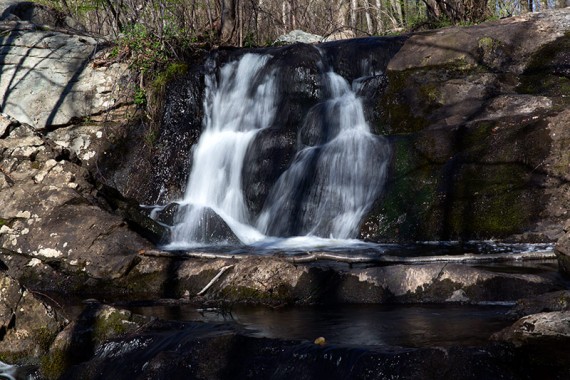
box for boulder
[41,302,150,379]
[492,310,570,346]
[275,30,322,44]
[0,272,66,364]
[0,25,132,129]
[506,290,570,320]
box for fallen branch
[287,250,557,264]
[139,249,557,265]
[197,265,234,296]
[140,249,244,260]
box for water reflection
[131,303,511,348]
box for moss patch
[40,349,70,380]
[366,113,550,242]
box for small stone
[314,337,326,346]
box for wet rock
[97,63,204,204]
[42,302,151,379]
[555,232,570,276]
[0,273,66,364]
[506,290,570,320]
[170,205,241,246]
[121,255,561,305]
[56,318,556,380]
[97,184,168,245]
[151,202,181,226]
[492,310,570,346]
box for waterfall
[168,54,277,246]
[256,71,390,239]
[166,51,390,248]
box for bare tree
[422,0,489,23]
[220,0,237,43]
[363,0,374,34]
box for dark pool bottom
[130,303,513,348]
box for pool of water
[129,303,512,348]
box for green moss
[40,349,70,380]
[419,83,440,104]
[369,137,444,241]
[447,164,528,237]
[93,309,130,342]
[367,114,549,242]
[0,351,33,366]
[378,70,430,134]
[152,62,189,91]
[32,327,58,353]
[477,36,503,53]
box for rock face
[367,11,570,242]
[0,24,131,128]
[0,115,152,295]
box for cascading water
[256,71,390,239]
[165,51,391,249]
[168,54,277,246]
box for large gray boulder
[0,24,131,129]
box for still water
[130,303,512,348]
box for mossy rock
[364,114,551,242]
[40,348,70,380]
[378,63,491,135]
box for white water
[257,71,390,239]
[168,54,276,246]
[166,53,390,249]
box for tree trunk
[351,0,358,29]
[423,0,488,23]
[220,0,237,43]
[389,0,403,26]
[364,0,374,34]
[375,0,384,32]
[335,0,349,29]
